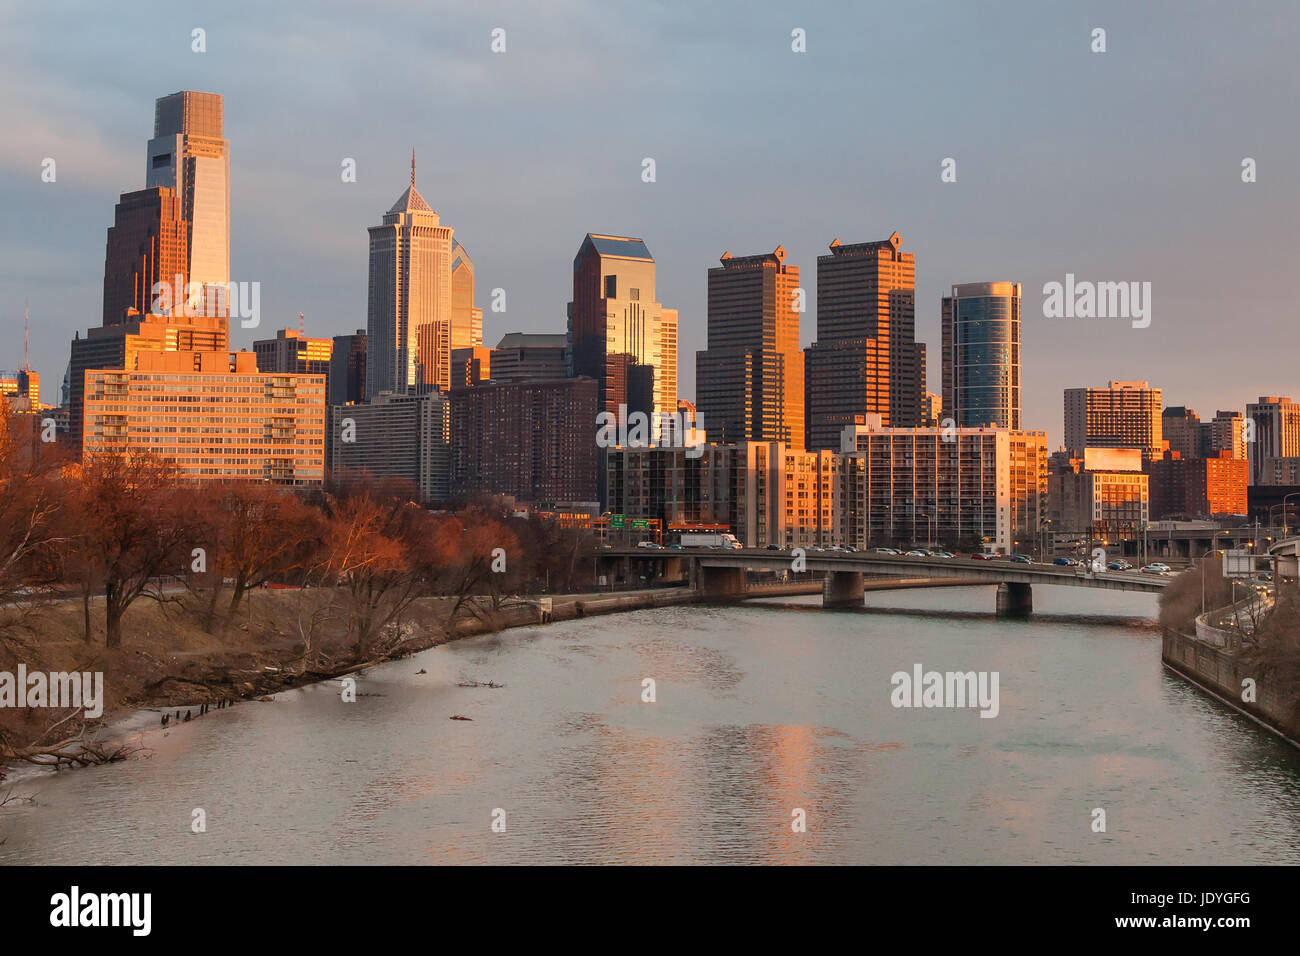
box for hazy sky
[2,0,1296,450]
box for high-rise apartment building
[1063,381,1163,461]
[567,234,677,428]
[102,187,190,327]
[1204,410,1246,460]
[1048,448,1149,540]
[450,346,491,388]
[490,333,568,383]
[1162,406,1202,460]
[82,350,325,484]
[804,233,924,450]
[254,328,332,376]
[366,157,456,397]
[1148,451,1248,519]
[1247,396,1300,485]
[449,377,599,504]
[145,91,229,306]
[328,330,366,406]
[941,281,1021,429]
[327,390,450,503]
[695,246,805,448]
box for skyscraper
[254,328,333,376]
[567,233,678,428]
[941,281,1021,429]
[102,187,190,327]
[1247,396,1300,485]
[695,246,804,447]
[450,240,483,351]
[1162,406,1203,460]
[366,154,455,398]
[1063,381,1163,461]
[145,91,228,308]
[803,233,923,450]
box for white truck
[680,532,742,550]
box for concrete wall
[1162,628,1300,747]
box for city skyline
[3,2,1297,452]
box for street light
[1283,492,1300,539]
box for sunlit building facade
[941,281,1021,429]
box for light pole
[1283,492,1300,539]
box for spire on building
[411,147,416,187]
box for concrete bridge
[596,547,1168,618]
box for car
[1009,554,1032,564]
[873,547,899,555]
[765,543,782,551]
[1140,564,1173,576]
[637,541,661,549]
[971,552,996,561]
[844,546,858,553]
[1052,557,1071,566]
[668,544,684,551]
[1107,561,1131,571]
[934,551,955,559]
[905,550,927,557]
[1146,562,1172,572]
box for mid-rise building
[328,330,366,406]
[1048,447,1149,542]
[1063,381,1163,461]
[1259,457,1300,486]
[254,328,332,376]
[0,370,41,408]
[1247,396,1300,485]
[450,346,491,388]
[82,350,324,484]
[68,312,229,454]
[1147,451,1248,519]
[449,377,599,504]
[489,333,568,383]
[327,390,449,503]
[940,281,1021,429]
[804,233,924,450]
[695,246,804,448]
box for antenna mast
[22,298,30,372]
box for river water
[4,585,1300,865]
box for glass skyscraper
[941,281,1021,430]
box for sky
[1,0,1297,451]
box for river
[4,585,1300,864]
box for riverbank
[0,584,701,772]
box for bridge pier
[823,571,864,609]
[697,564,748,602]
[995,582,1032,619]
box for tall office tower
[145,91,228,309]
[450,240,483,350]
[1247,396,1300,485]
[328,330,367,406]
[1063,381,1163,460]
[940,282,1021,429]
[567,234,678,430]
[68,313,229,454]
[253,328,333,375]
[1203,409,1245,460]
[1162,406,1202,459]
[0,371,40,408]
[490,332,569,383]
[366,155,455,398]
[803,233,920,450]
[102,187,190,327]
[695,246,805,448]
